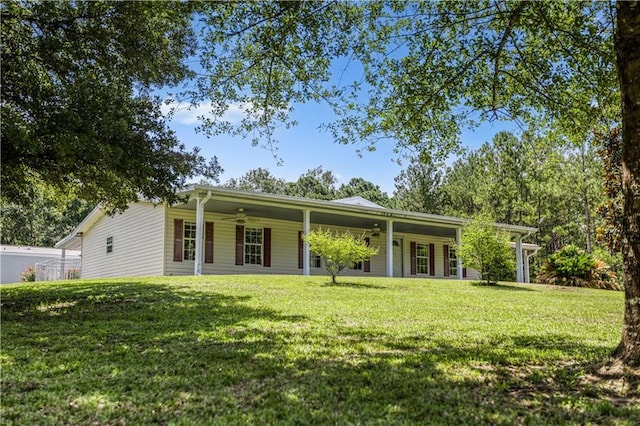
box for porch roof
[56,185,538,251]
[177,185,537,237]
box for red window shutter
[364,237,371,273]
[263,228,271,267]
[235,225,244,265]
[205,222,214,264]
[173,219,183,262]
[429,243,435,276]
[298,231,303,269]
[443,245,450,277]
[410,242,417,275]
[463,267,467,278]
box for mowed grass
[2,275,638,425]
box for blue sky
[164,98,520,195]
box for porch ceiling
[172,197,457,239]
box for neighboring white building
[0,245,81,284]
[56,185,539,282]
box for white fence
[35,258,81,282]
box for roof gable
[331,196,385,209]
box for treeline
[0,185,92,248]
[223,167,391,207]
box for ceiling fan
[221,208,258,224]
[369,223,381,238]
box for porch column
[60,249,66,280]
[524,250,531,284]
[194,191,212,276]
[303,209,311,276]
[386,219,393,277]
[456,228,463,279]
[515,235,524,283]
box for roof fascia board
[188,186,538,233]
[55,205,105,248]
[189,187,467,228]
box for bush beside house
[536,245,620,290]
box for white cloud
[160,100,248,125]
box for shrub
[592,247,624,289]
[20,264,36,282]
[304,228,379,284]
[458,214,515,285]
[537,245,620,290]
[548,245,594,279]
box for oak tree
[1,0,221,212]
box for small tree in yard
[458,215,515,285]
[304,228,379,284]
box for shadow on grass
[321,281,388,289]
[470,281,535,291]
[1,280,636,425]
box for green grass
[2,275,638,424]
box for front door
[393,239,403,277]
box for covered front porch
[175,186,537,282]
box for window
[106,237,113,254]
[310,252,321,268]
[245,227,263,265]
[416,243,429,274]
[183,221,197,261]
[351,261,363,270]
[449,246,458,273]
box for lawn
[2,275,638,424]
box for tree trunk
[583,186,592,253]
[580,143,593,253]
[614,0,640,367]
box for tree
[224,168,287,194]
[188,1,640,365]
[439,131,605,257]
[304,228,379,284]
[285,167,338,200]
[458,215,516,285]
[336,177,391,207]
[615,2,640,364]
[0,183,92,247]
[596,128,623,254]
[1,1,221,212]
[392,158,444,214]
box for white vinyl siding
[80,202,165,278]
